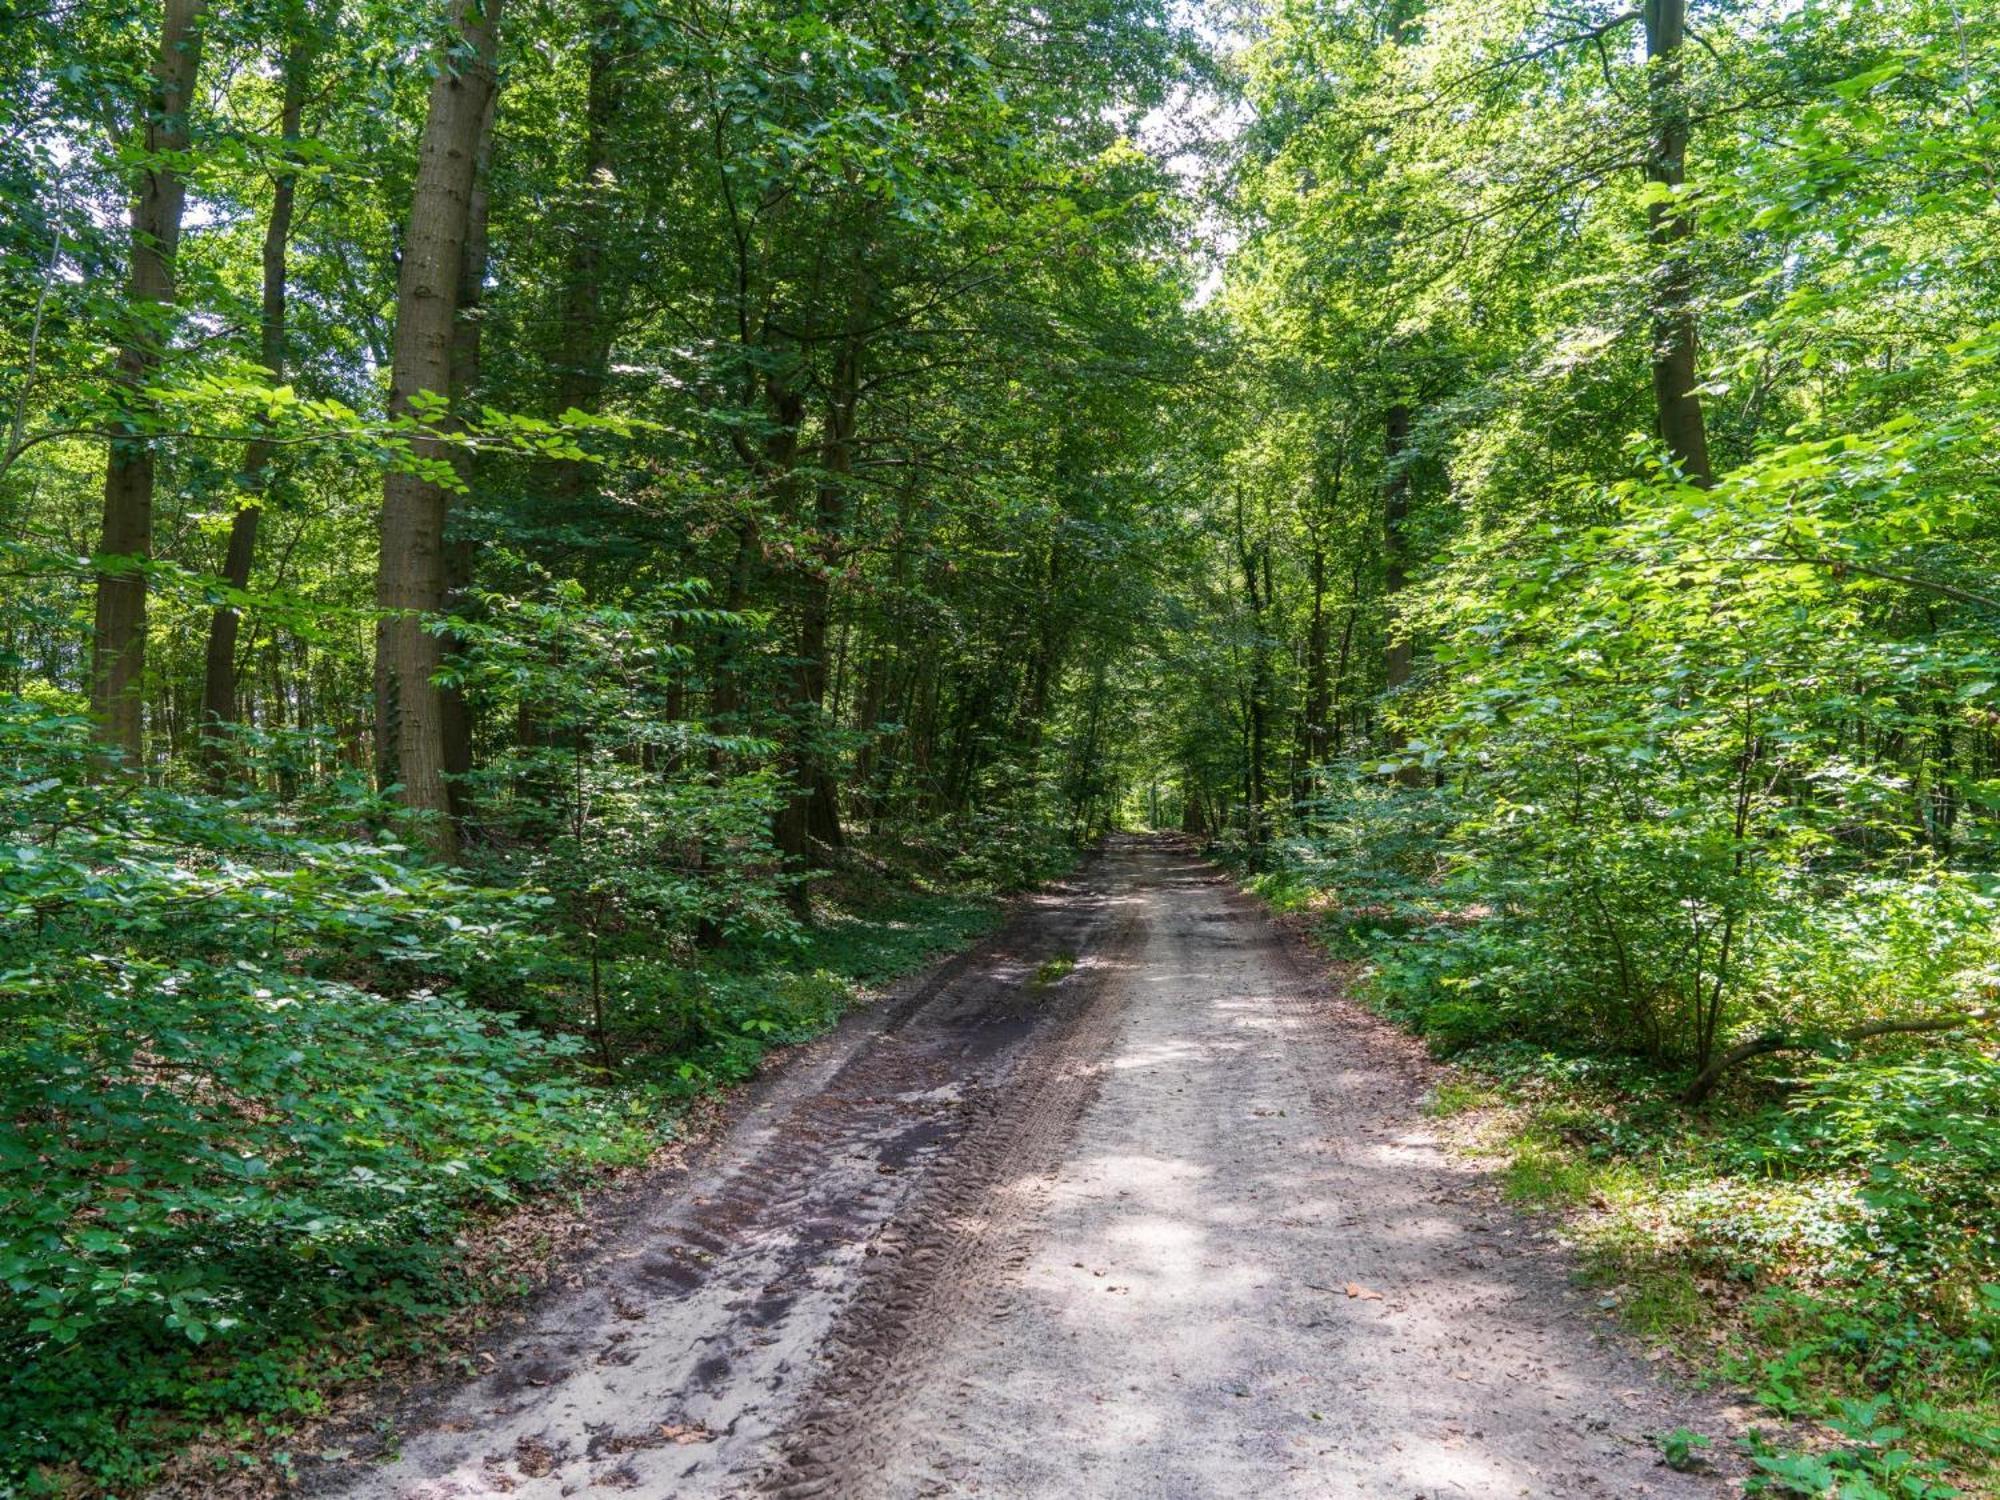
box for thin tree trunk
[551,2,622,444]
[200,29,310,788]
[496,14,620,780]
[1235,488,1271,852]
[1303,539,1328,767]
[1382,402,1413,696]
[91,0,208,764]
[1330,559,1361,756]
[1301,450,1344,780]
[1381,401,1426,785]
[708,511,761,736]
[373,0,501,858]
[1643,0,1713,485]
[774,294,867,897]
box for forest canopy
[2,0,1997,1489]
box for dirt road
[314,837,1730,1499]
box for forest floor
[296,835,1744,1499]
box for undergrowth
[1239,773,2000,1497]
[0,709,1028,1497]
[1413,1029,2000,1496]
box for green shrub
[1420,997,1510,1053]
[1789,1053,2000,1296]
[0,704,649,1488]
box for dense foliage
[1136,0,2000,1484]
[6,0,1998,1488]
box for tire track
[757,849,1149,1498]
[300,860,1126,1500]
[792,837,1737,1499]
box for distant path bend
[313,836,1730,1500]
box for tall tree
[373,0,502,855]
[199,17,317,787]
[1643,0,1713,484]
[91,0,208,763]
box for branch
[1784,549,2000,612]
[1681,1009,1992,1105]
[7,234,60,459]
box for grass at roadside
[1418,1058,1996,1496]
[1249,871,2000,1499]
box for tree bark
[437,74,499,819]
[1382,402,1413,696]
[1381,401,1426,784]
[200,28,310,788]
[800,333,863,850]
[1234,488,1272,852]
[91,0,208,765]
[1643,0,1713,486]
[1300,449,1344,780]
[1330,559,1361,756]
[373,0,502,858]
[773,287,868,904]
[550,2,622,449]
[1306,538,1329,733]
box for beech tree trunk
[1382,402,1413,695]
[550,2,623,452]
[200,30,309,788]
[773,290,868,908]
[373,0,501,858]
[92,0,207,765]
[437,77,499,816]
[1643,0,1713,486]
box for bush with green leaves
[0,701,651,1487]
[1745,1396,1964,1499]
[444,572,805,1063]
[1391,376,2000,1085]
[1787,1053,2000,1297]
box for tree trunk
[1234,489,1271,852]
[200,29,310,789]
[1330,559,1360,756]
[774,297,867,903]
[1643,0,1713,486]
[505,17,623,773]
[1381,402,1426,784]
[373,0,501,858]
[1300,451,1344,781]
[1303,540,1329,766]
[549,0,624,487]
[91,0,207,765]
[708,510,762,736]
[437,76,499,819]
[1010,539,1066,771]
[1382,402,1413,695]
[1180,778,1205,837]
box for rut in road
[309,837,1733,1500]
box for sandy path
[312,837,1730,1499]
